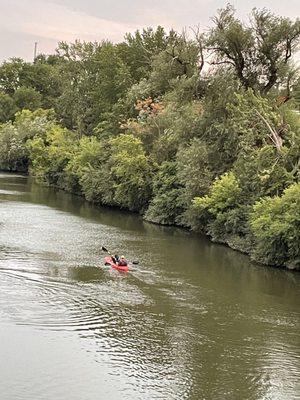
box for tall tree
[207,5,300,93]
[56,41,132,135]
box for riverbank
[1,12,299,271]
[12,169,297,272]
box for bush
[27,126,78,186]
[250,183,300,269]
[144,161,183,224]
[190,172,242,239]
[109,134,153,211]
[0,123,28,171]
[0,92,16,122]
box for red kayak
[104,256,129,272]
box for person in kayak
[112,254,119,263]
[117,255,128,266]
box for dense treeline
[0,6,299,269]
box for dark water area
[0,173,299,400]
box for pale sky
[0,0,299,62]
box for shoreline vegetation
[0,6,299,270]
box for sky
[0,0,299,62]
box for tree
[251,183,300,268]
[0,58,27,95]
[56,41,132,135]
[292,77,300,110]
[228,90,299,199]
[65,136,109,195]
[109,134,153,211]
[177,138,214,204]
[0,123,28,171]
[144,161,183,225]
[13,87,42,111]
[207,5,300,93]
[0,57,62,110]
[0,109,55,171]
[23,60,63,108]
[117,26,174,81]
[192,172,241,217]
[190,172,243,241]
[0,92,16,122]
[27,125,78,186]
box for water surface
[0,173,299,400]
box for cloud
[47,0,300,28]
[0,0,299,61]
[48,0,189,25]
[0,0,184,60]
[0,0,148,60]
[1,0,146,42]
[0,0,174,62]
[0,29,57,61]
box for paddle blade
[101,246,108,252]
[132,260,139,265]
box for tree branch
[255,109,283,152]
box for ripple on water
[0,189,24,195]
[0,175,299,400]
[0,262,195,400]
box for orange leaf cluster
[135,97,164,117]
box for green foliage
[177,138,214,203]
[207,5,300,93]
[66,136,110,198]
[148,51,185,94]
[118,26,173,81]
[193,172,241,216]
[166,74,205,103]
[0,92,16,122]
[144,161,183,225]
[27,126,77,187]
[109,134,153,211]
[250,183,300,268]
[13,87,42,111]
[14,109,56,141]
[79,165,114,205]
[27,125,78,186]
[293,79,300,110]
[0,58,27,95]
[26,61,63,108]
[0,123,28,171]
[229,91,299,201]
[233,146,294,201]
[190,172,243,241]
[0,109,55,171]
[0,57,62,112]
[130,101,203,163]
[227,90,281,150]
[0,7,299,268]
[55,41,132,135]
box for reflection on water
[0,173,299,400]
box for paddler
[118,255,128,266]
[112,254,119,263]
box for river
[0,173,299,400]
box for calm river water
[0,173,299,400]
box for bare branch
[255,109,283,152]
[208,60,236,67]
[190,25,205,74]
